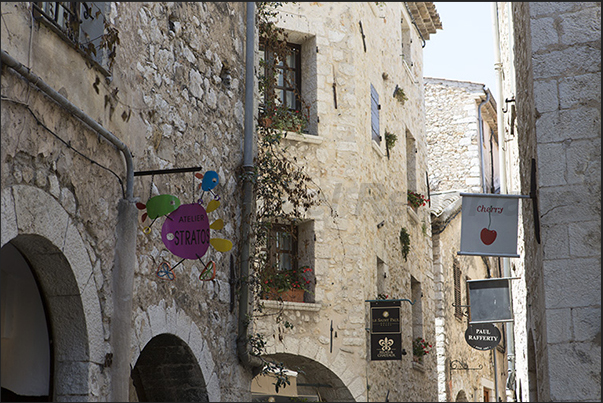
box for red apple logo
[480,228,497,245]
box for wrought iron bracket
[134,166,203,176]
[450,359,483,371]
[365,298,416,305]
[452,303,469,317]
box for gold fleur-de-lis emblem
[379,337,394,351]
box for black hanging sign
[370,301,402,361]
[370,300,401,333]
[370,333,403,360]
[465,323,501,351]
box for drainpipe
[491,3,516,399]
[237,2,263,372]
[477,87,490,193]
[1,49,137,402]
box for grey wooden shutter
[370,84,380,144]
[453,260,463,319]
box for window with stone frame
[32,2,114,74]
[411,276,423,339]
[259,41,307,130]
[263,221,316,302]
[266,223,298,272]
[400,14,413,68]
[406,129,417,192]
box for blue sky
[423,2,498,99]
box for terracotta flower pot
[266,288,305,302]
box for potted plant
[384,130,397,159]
[393,84,408,105]
[407,190,429,210]
[399,227,410,261]
[272,105,309,133]
[412,337,432,363]
[261,265,313,302]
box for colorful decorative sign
[458,193,528,258]
[161,203,212,260]
[136,170,233,281]
[465,323,501,350]
[161,202,233,260]
[137,194,182,234]
[196,170,220,200]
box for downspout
[477,87,490,193]
[1,49,137,402]
[237,1,263,372]
[491,3,516,399]
[403,2,426,48]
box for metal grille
[32,2,108,70]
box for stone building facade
[250,2,443,402]
[425,78,499,195]
[425,79,509,401]
[2,2,252,401]
[494,2,601,402]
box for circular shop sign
[161,203,210,260]
[465,323,501,351]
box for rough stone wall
[500,2,601,402]
[2,2,251,401]
[424,78,497,193]
[494,4,531,402]
[110,4,251,401]
[253,3,437,402]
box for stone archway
[1,185,107,401]
[257,353,355,402]
[455,389,469,401]
[5,234,97,401]
[132,334,208,402]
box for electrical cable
[1,95,125,197]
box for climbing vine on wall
[242,1,321,392]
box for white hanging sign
[458,193,529,258]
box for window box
[264,288,305,303]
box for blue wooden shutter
[371,84,380,144]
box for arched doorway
[132,334,209,402]
[1,242,51,402]
[253,353,354,402]
[1,233,97,401]
[455,390,469,401]
[2,186,107,400]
